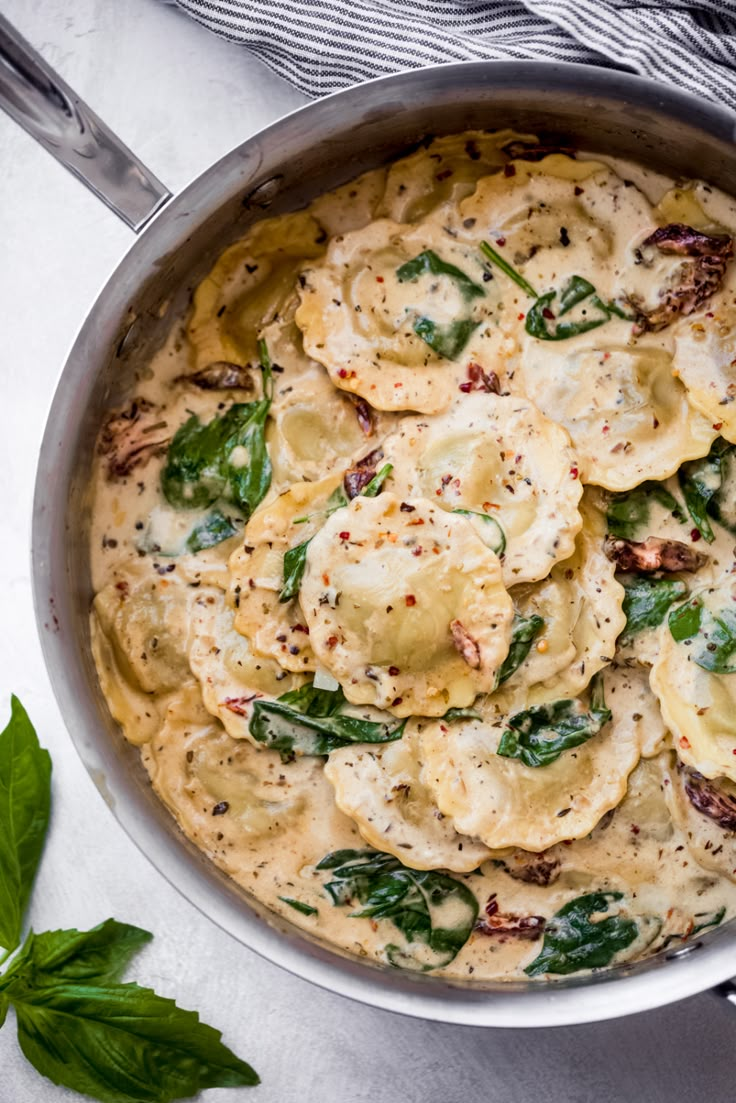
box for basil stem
[316,848,478,971]
[496,673,611,768]
[396,249,485,301]
[479,240,538,298]
[525,892,638,976]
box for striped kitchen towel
[166,0,736,109]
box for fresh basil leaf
[668,597,736,674]
[396,250,485,301]
[525,891,638,976]
[495,613,545,687]
[278,897,318,917]
[479,240,538,298]
[621,576,688,643]
[3,978,258,1101]
[315,848,478,970]
[249,682,405,758]
[412,316,479,360]
[161,352,272,517]
[278,538,311,604]
[0,922,152,990]
[606,482,687,540]
[361,462,393,498]
[0,697,51,957]
[679,438,736,542]
[451,508,506,555]
[525,276,611,340]
[185,509,239,554]
[497,674,611,768]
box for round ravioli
[324,724,491,872]
[419,665,645,851]
[672,279,736,444]
[378,129,537,224]
[650,581,736,782]
[228,474,346,673]
[295,217,501,414]
[518,327,717,490]
[188,589,303,743]
[143,687,310,870]
[188,210,327,370]
[383,392,582,585]
[498,500,626,706]
[299,494,514,717]
[664,759,736,882]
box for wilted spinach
[396,250,485,301]
[161,342,273,519]
[412,316,479,360]
[186,509,239,554]
[315,848,478,970]
[496,674,611,768]
[525,275,613,341]
[451,508,506,555]
[525,891,639,976]
[249,682,405,759]
[679,438,736,543]
[620,576,688,643]
[607,482,687,539]
[495,613,545,687]
[669,596,736,674]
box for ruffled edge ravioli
[383,392,583,585]
[299,493,514,716]
[324,723,491,872]
[419,665,647,852]
[294,217,500,414]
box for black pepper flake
[559,226,570,247]
[212,801,229,816]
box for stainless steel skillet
[3,12,736,1027]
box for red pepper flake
[517,312,525,321]
[400,502,416,513]
[115,581,129,594]
[680,736,691,749]
[542,307,555,320]
[392,697,404,707]
[388,666,400,676]
[570,466,579,479]
[631,824,640,835]
[326,635,338,649]
[691,529,702,542]
[574,185,584,196]
[439,724,448,733]
[441,474,452,487]
[339,531,350,540]
[338,368,348,379]
[713,422,723,430]
[223,695,257,716]
[376,275,384,283]
[458,381,473,393]
[436,168,453,181]
[405,594,416,606]
[706,311,714,318]
[291,624,309,634]
[496,237,506,246]
[412,547,423,556]
[602,425,610,434]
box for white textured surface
[1,1,735,1100]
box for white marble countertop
[1,2,735,1100]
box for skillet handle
[0,13,171,232]
[715,980,736,1008]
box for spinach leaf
[495,613,545,687]
[249,682,405,759]
[525,275,611,340]
[186,509,239,554]
[621,576,688,643]
[451,508,506,555]
[606,482,687,539]
[525,891,638,976]
[496,674,611,768]
[2,972,258,1100]
[0,697,51,958]
[361,462,393,498]
[396,250,485,301]
[442,707,483,722]
[315,848,478,970]
[161,348,272,517]
[669,597,736,674]
[479,240,538,298]
[679,438,736,542]
[278,539,311,603]
[412,316,479,360]
[278,897,318,917]
[0,921,152,989]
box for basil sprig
[679,438,736,543]
[497,674,611,768]
[396,249,485,301]
[0,698,258,1100]
[607,482,687,540]
[249,682,405,759]
[525,892,638,976]
[279,464,393,603]
[316,848,478,971]
[669,596,736,674]
[161,340,273,522]
[495,613,545,687]
[451,508,506,555]
[621,576,688,643]
[186,509,239,554]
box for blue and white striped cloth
[166,0,736,109]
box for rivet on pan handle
[0,13,172,233]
